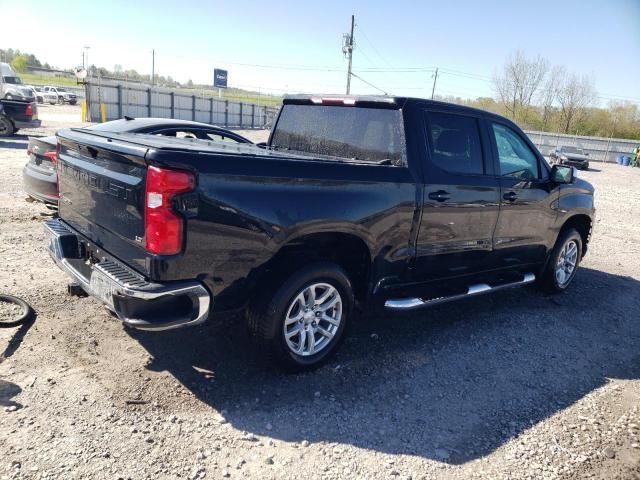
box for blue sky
[2,0,639,105]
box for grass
[19,73,83,88]
[179,87,282,107]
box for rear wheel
[539,228,582,293]
[0,116,15,137]
[247,262,353,372]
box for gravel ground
[0,109,639,480]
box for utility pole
[151,49,155,87]
[342,15,355,94]
[431,67,439,99]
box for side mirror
[551,164,576,184]
[255,142,267,149]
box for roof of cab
[282,94,510,122]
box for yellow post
[100,102,107,123]
[81,100,86,122]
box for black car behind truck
[45,95,595,371]
[0,98,41,136]
[23,117,252,205]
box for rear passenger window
[426,112,484,175]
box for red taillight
[44,151,60,198]
[144,166,195,255]
[27,146,33,155]
[25,104,33,117]
[44,151,58,165]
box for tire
[0,295,35,328]
[247,262,354,372]
[539,228,582,293]
[0,116,15,137]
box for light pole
[83,46,90,74]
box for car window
[425,112,484,175]
[204,132,238,143]
[492,123,540,179]
[157,130,198,139]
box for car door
[412,108,501,283]
[489,121,557,268]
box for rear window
[271,104,406,165]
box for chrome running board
[384,273,535,311]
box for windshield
[56,87,67,92]
[2,76,23,85]
[271,104,406,165]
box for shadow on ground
[131,267,640,464]
[0,134,37,149]
[0,380,22,409]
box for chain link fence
[525,130,638,163]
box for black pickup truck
[45,95,595,371]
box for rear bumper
[23,163,58,204]
[14,119,41,129]
[44,218,211,331]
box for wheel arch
[259,230,374,304]
[559,214,593,257]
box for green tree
[10,54,28,73]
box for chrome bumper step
[44,218,211,331]
[384,273,536,311]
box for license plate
[89,270,116,310]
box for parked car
[0,63,34,101]
[25,86,42,103]
[549,145,590,170]
[23,117,252,204]
[0,98,41,136]
[45,95,595,371]
[32,86,58,105]
[42,86,78,105]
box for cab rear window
[271,104,406,166]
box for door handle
[503,191,518,202]
[428,190,450,202]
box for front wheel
[539,228,582,293]
[247,262,354,372]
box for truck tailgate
[56,129,151,276]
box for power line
[350,71,389,95]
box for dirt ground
[1,108,639,480]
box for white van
[0,63,34,101]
